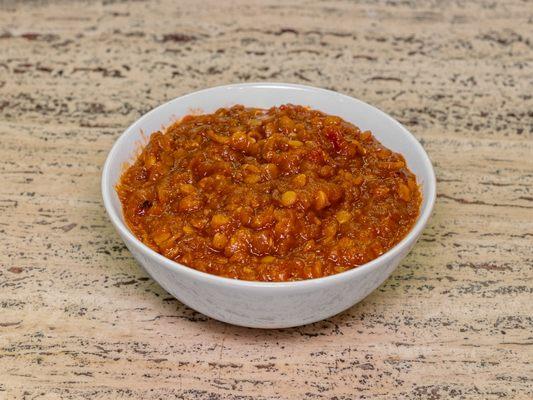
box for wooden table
[1,1,532,398]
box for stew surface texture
[117,105,421,281]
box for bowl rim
[101,82,436,289]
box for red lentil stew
[117,105,421,281]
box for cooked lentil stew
[117,105,421,281]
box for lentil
[117,105,421,281]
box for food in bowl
[117,104,421,282]
[103,82,436,328]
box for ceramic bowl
[101,82,436,328]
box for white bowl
[102,83,436,329]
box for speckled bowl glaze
[102,82,436,329]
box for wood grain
[0,0,532,398]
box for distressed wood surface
[0,0,532,399]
